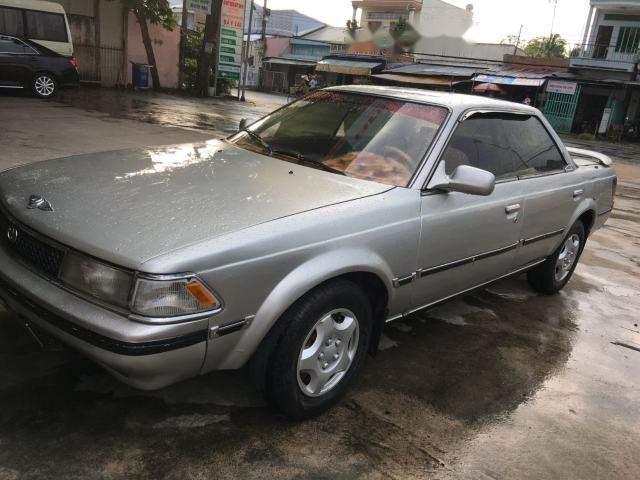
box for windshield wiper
[242,128,272,153]
[271,149,346,176]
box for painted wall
[266,37,292,58]
[127,11,180,88]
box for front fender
[214,248,396,369]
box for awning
[316,59,382,76]
[372,74,454,86]
[474,74,545,87]
[383,63,480,78]
[264,58,317,67]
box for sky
[265,0,592,46]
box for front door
[409,112,529,311]
[0,36,31,87]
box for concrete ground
[0,89,639,480]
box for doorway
[593,26,613,59]
[573,92,609,134]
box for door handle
[505,204,521,214]
[573,189,584,198]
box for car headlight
[131,275,221,318]
[59,251,133,309]
[59,252,221,319]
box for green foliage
[500,35,521,46]
[180,31,233,95]
[523,34,568,59]
[181,31,203,92]
[120,0,177,30]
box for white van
[0,0,73,57]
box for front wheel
[264,280,372,419]
[32,73,57,98]
[527,221,586,294]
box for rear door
[409,112,526,311]
[507,116,585,265]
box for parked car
[0,34,79,98]
[0,87,616,418]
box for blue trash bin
[131,62,152,89]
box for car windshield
[228,91,449,187]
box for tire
[527,221,586,295]
[31,73,57,99]
[263,279,372,420]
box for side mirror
[239,118,248,131]
[427,162,495,196]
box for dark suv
[0,35,79,98]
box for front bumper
[0,246,208,390]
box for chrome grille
[0,211,65,277]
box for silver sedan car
[0,86,616,418]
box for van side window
[25,11,67,43]
[442,113,566,180]
[0,7,24,37]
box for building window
[615,26,640,54]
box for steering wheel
[383,146,415,171]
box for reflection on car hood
[0,140,390,269]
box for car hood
[0,140,390,269]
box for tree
[523,34,568,59]
[120,0,177,89]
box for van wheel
[527,221,586,295]
[32,73,57,98]
[264,280,371,419]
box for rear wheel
[264,280,372,419]
[527,221,585,294]
[32,73,57,98]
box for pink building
[126,11,180,89]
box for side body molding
[209,249,396,370]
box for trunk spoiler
[566,147,613,167]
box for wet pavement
[56,87,288,136]
[0,90,639,479]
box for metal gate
[264,70,287,93]
[74,44,125,87]
[543,86,582,134]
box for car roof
[326,85,539,116]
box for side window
[442,115,522,180]
[0,37,31,54]
[442,113,566,180]
[0,7,24,37]
[24,11,67,43]
[503,116,567,176]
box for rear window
[25,10,67,42]
[0,7,24,37]
[0,37,32,54]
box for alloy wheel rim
[34,76,55,97]
[555,234,581,282]
[297,308,360,397]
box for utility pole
[240,0,255,102]
[259,0,268,90]
[548,0,559,55]
[196,0,223,97]
[178,0,189,90]
[514,24,523,56]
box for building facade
[550,0,640,135]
